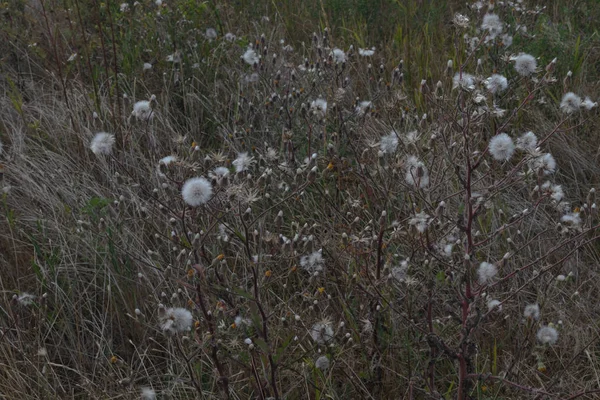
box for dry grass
[1,1,600,399]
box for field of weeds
[1,0,600,398]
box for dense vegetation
[1,0,599,398]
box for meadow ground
[1,0,600,398]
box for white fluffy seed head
[358,47,375,57]
[141,387,157,400]
[514,53,537,76]
[310,98,328,119]
[380,131,399,154]
[300,250,325,274]
[477,262,498,284]
[182,177,213,206]
[560,92,582,114]
[523,304,540,320]
[484,74,508,94]
[232,152,255,173]
[532,153,557,175]
[332,48,346,63]
[487,299,502,312]
[159,307,193,334]
[481,13,503,39]
[132,100,154,121]
[90,132,116,155]
[536,326,558,345]
[581,97,598,110]
[242,48,260,65]
[310,321,334,344]
[315,355,330,370]
[404,156,429,188]
[516,131,538,151]
[452,72,475,90]
[159,155,177,166]
[489,133,515,161]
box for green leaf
[253,337,270,354]
[274,334,294,364]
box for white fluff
[182,177,213,206]
[488,133,515,161]
[90,132,115,155]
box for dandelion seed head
[484,74,508,94]
[159,307,193,334]
[561,212,582,228]
[210,166,230,179]
[90,132,115,155]
[300,250,325,274]
[141,387,156,400]
[358,47,375,57]
[531,153,556,175]
[205,28,217,41]
[242,48,260,65]
[560,92,582,114]
[16,292,36,306]
[487,299,502,312]
[132,100,154,121]
[181,177,213,206]
[159,156,177,166]
[232,152,255,173]
[514,53,537,76]
[390,264,408,282]
[501,33,513,47]
[404,156,429,188]
[542,181,564,202]
[409,212,430,233]
[380,131,399,154]
[481,14,503,39]
[404,130,419,145]
[315,355,330,370]
[310,98,328,120]
[581,97,598,110]
[332,48,346,63]
[310,321,334,344]
[477,262,497,284]
[452,72,475,90]
[516,131,538,151]
[453,13,470,28]
[489,133,515,161]
[524,304,540,320]
[355,101,372,116]
[536,326,558,345]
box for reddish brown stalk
[40,0,71,111]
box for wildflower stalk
[40,0,71,112]
[103,0,122,134]
[174,337,204,395]
[93,1,117,130]
[457,89,474,400]
[239,207,280,400]
[195,283,230,399]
